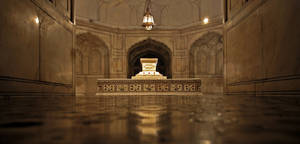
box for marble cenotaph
[131,58,167,79]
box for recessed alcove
[127,39,172,79]
[76,32,109,95]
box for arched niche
[128,39,172,78]
[76,32,109,77]
[189,32,223,78]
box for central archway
[128,39,172,78]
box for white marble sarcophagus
[131,58,167,80]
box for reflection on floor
[0,95,300,144]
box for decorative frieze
[97,79,201,95]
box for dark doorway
[128,39,172,78]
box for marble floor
[0,94,300,144]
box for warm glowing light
[142,0,154,30]
[203,17,209,24]
[145,25,152,30]
[35,17,39,24]
[143,12,154,30]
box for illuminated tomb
[131,58,167,80]
[97,58,201,95]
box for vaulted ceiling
[76,0,223,28]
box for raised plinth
[131,72,167,80]
[97,79,202,95]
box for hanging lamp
[142,0,154,30]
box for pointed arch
[76,32,109,77]
[189,32,223,78]
[128,39,172,78]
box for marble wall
[225,0,251,20]
[76,32,109,95]
[75,18,223,95]
[189,32,223,93]
[0,0,74,96]
[73,0,225,95]
[190,32,223,76]
[76,0,223,28]
[224,0,300,95]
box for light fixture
[35,17,40,24]
[143,0,154,31]
[203,17,209,24]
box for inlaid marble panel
[97,79,202,95]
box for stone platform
[97,79,202,95]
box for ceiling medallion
[142,0,154,31]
